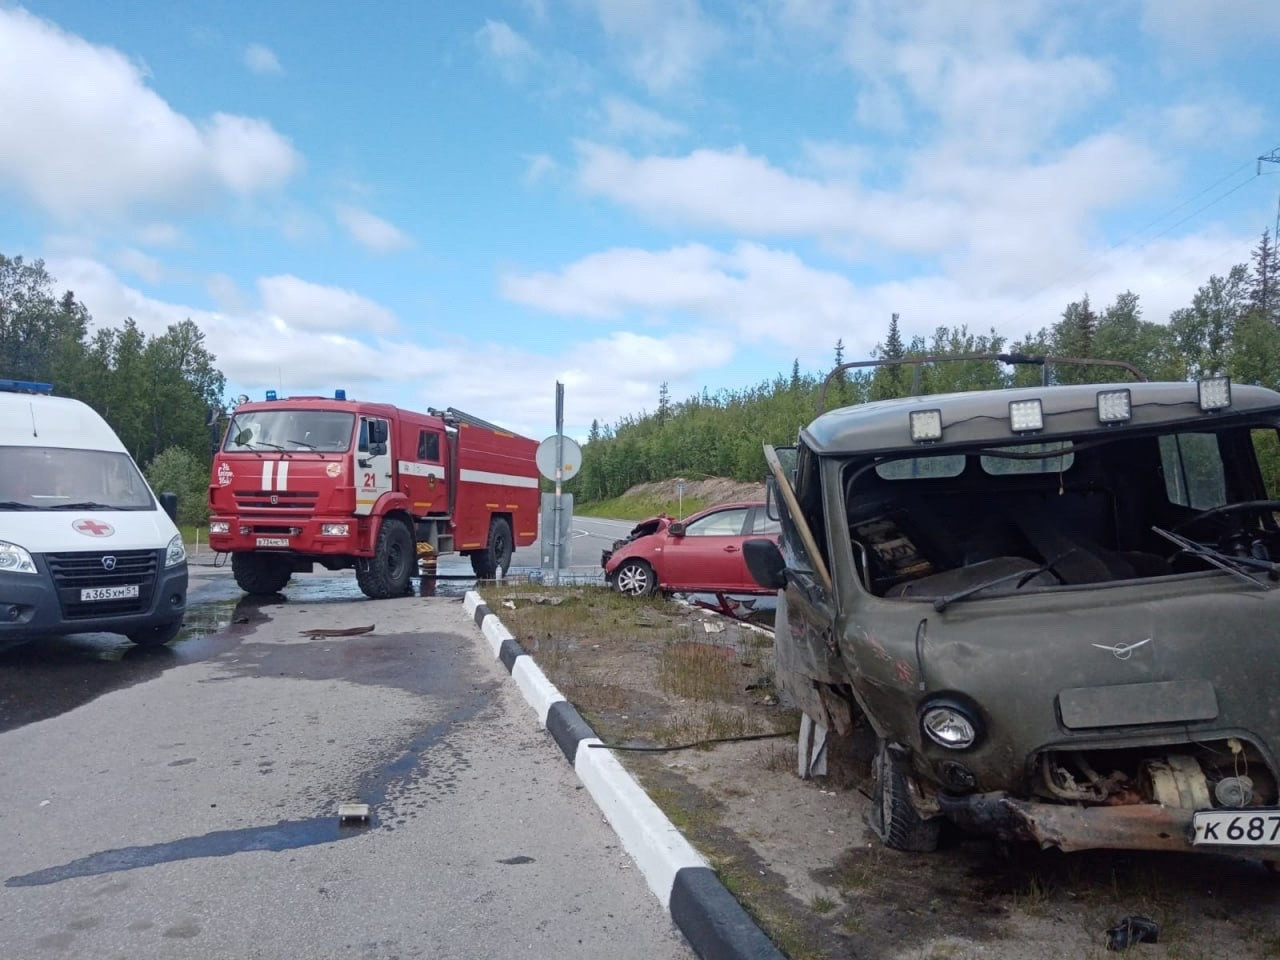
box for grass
[656,640,743,701]
[575,494,710,521]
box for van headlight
[921,700,980,749]
[0,540,37,575]
[165,534,187,568]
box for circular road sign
[536,434,583,482]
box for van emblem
[102,556,117,571]
[73,519,114,537]
[1091,638,1151,660]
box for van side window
[418,431,440,461]
[1160,433,1226,509]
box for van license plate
[81,585,139,602]
[1192,810,1280,846]
[256,538,290,547]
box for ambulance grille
[47,550,157,619]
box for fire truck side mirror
[368,421,388,445]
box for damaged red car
[601,502,779,597]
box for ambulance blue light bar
[0,379,54,394]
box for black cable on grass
[587,730,799,753]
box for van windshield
[224,410,356,452]
[0,446,154,510]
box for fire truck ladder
[428,407,511,433]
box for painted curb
[462,590,783,960]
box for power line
[1260,147,1280,239]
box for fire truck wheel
[470,518,513,580]
[358,518,415,599]
[232,553,292,596]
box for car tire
[613,559,656,597]
[470,517,514,580]
[870,738,941,852]
[358,518,415,599]
[232,553,292,596]
[127,619,183,647]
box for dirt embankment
[619,477,766,505]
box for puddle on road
[5,688,492,887]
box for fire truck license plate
[256,537,290,547]
[1192,809,1280,846]
[81,585,139,602]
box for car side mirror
[744,538,787,590]
[159,491,179,523]
[668,521,686,537]
[369,421,388,445]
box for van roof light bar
[0,379,54,394]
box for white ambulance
[0,380,188,649]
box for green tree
[145,446,211,525]
[1169,265,1249,379]
[0,255,90,386]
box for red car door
[661,506,751,591]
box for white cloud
[1140,0,1280,59]
[1160,99,1265,145]
[576,0,723,94]
[600,95,686,140]
[334,204,413,253]
[39,256,737,438]
[522,153,558,184]
[243,42,283,75]
[475,19,538,81]
[135,223,183,247]
[258,275,399,335]
[112,248,165,284]
[0,8,301,219]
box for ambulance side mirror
[160,492,179,523]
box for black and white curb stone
[464,591,784,960]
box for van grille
[47,549,158,619]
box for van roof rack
[0,379,54,394]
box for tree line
[574,230,1280,502]
[1,254,225,523]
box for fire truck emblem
[217,462,233,486]
[73,519,114,537]
[427,474,437,489]
[326,462,342,478]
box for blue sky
[1,1,1278,440]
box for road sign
[536,435,583,482]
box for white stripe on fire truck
[261,461,272,490]
[397,461,445,478]
[277,461,289,491]
[458,469,539,488]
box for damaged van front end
[749,364,1280,862]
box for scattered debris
[701,620,726,633]
[299,625,375,638]
[1106,916,1159,951]
[337,802,371,824]
[497,594,565,607]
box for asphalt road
[0,566,692,960]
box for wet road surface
[0,567,691,959]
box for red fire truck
[207,392,539,598]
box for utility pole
[1261,147,1280,240]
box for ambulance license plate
[81,585,139,602]
[256,537,290,547]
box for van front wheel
[870,739,941,852]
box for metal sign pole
[554,381,564,587]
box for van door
[763,445,853,734]
[355,416,393,516]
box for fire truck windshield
[224,410,356,453]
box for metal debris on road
[1106,916,1159,951]
[299,625,376,638]
[337,802,371,823]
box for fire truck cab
[208,393,539,598]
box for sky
[1,1,1278,441]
